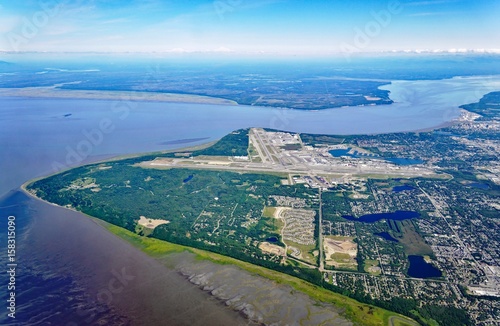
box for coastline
[20,161,418,326]
[14,93,466,325]
[18,140,218,192]
[20,185,404,326]
[0,86,473,136]
[9,189,249,325]
[0,87,238,106]
[411,120,456,133]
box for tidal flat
[0,190,249,325]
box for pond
[468,182,490,190]
[329,148,423,166]
[407,255,442,279]
[392,185,416,192]
[374,232,399,242]
[266,236,279,243]
[342,210,420,223]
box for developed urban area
[28,92,500,326]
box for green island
[26,93,500,325]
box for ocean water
[2,75,500,197]
[0,191,249,325]
[1,75,500,325]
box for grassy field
[285,240,318,266]
[262,206,277,218]
[364,259,382,276]
[97,218,416,326]
[389,316,421,326]
[398,220,433,256]
[329,252,357,270]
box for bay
[1,75,500,325]
[2,75,500,197]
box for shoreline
[411,120,457,133]
[10,189,249,325]
[0,86,478,137]
[17,114,460,196]
[20,169,415,326]
[0,87,238,106]
[17,140,217,195]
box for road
[416,181,481,274]
[318,187,324,271]
[388,316,420,326]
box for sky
[0,0,499,55]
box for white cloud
[212,46,233,52]
[407,11,455,17]
[100,18,130,25]
[0,16,22,33]
[404,0,460,6]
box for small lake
[266,236,279,243]
[468,182,490,190]
[374,232,399,242]
[392,185,416,192]
[384,158,424,165]
[1,75,500,324]
[183,175,194,183]
[407,255,442,279]
[342,210,420,223]
[329,148,423,166]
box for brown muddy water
[0,190,352,325]
[0,191,250,325]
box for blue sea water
[0,190,248,325]
[1,70,500,325]
[2,75,500,196]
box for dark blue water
[0,191,248,325]
[2,74,500,324]
[385,158,424,165]
[469,183,490,190]
[342,210,420,223]
[329,148,374,158]
[329,149,351,157]
[329,148,423,166]
[374,232,399,242]
[392,185,416,192]
[183,175,194,183]
[266,236,279,243]
[407,255,442,279]
[0,191,122,325]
